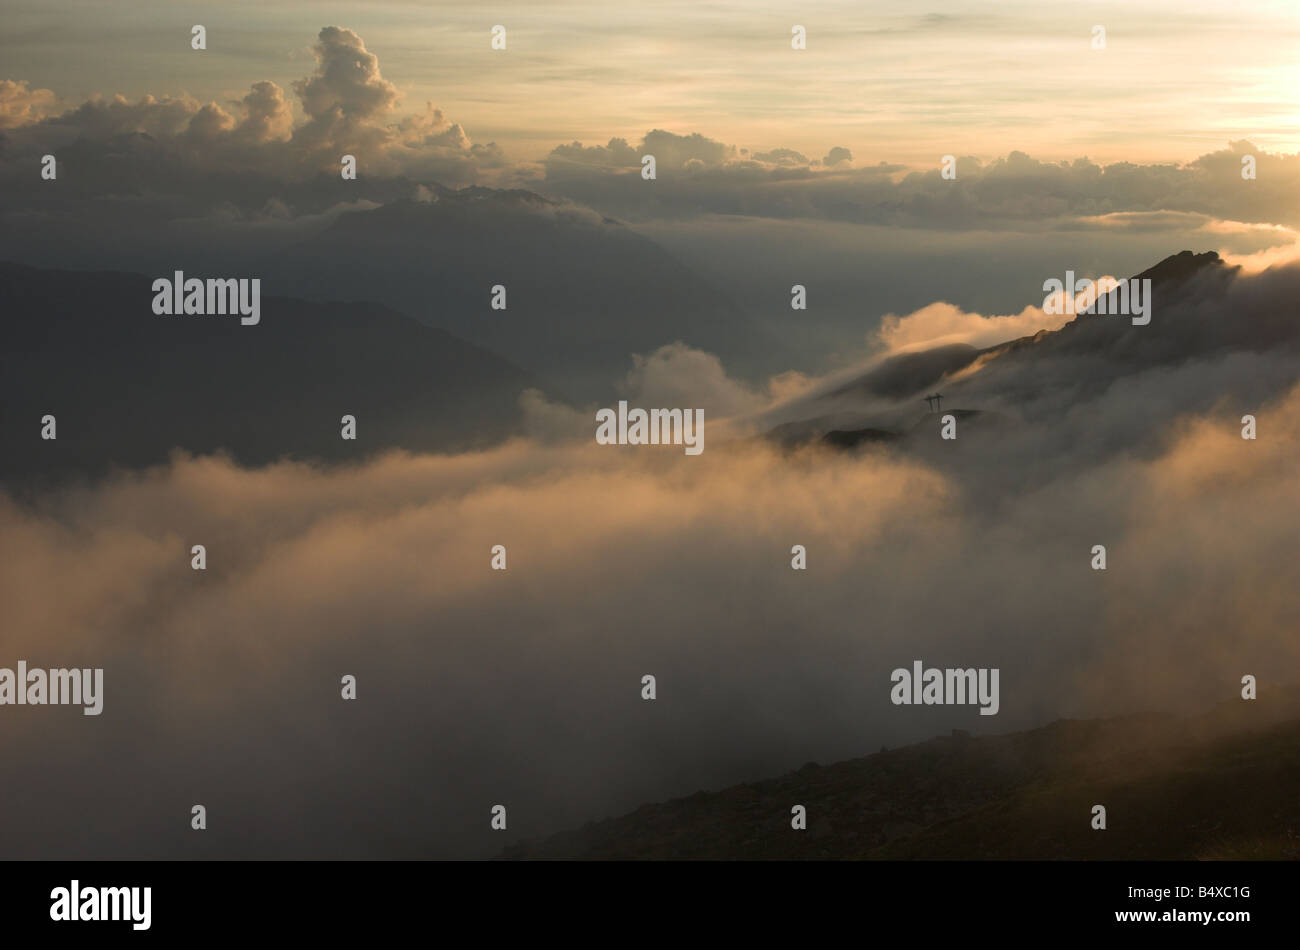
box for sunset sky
[2,0,1297,167]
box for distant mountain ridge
[0,261,540,485]
[266,191,774,400]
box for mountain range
[0,261,538,485]
[264,188,776,399]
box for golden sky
[2,0,1296,166]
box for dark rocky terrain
[502,690,1300,859]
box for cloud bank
[3,255,1298,858]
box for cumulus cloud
[822,146,852,166]
[518,342,822,444]
[293,26,400,125]
[232,81,295,144]
[0,79,57,129]
[547,129,739,176]
[642,129,736,168]
[549,136,639,167]
[0,25,527,288]
[0,26,501,196]
[47,91,215,140]
[620,343,769,418]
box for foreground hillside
[502,691,1300,859]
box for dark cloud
[822,146,852,166]
[752,147,810,166]
[548,136,639,167]
[543,135,1300,230]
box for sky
[2,0,1297,167]
[2,0,1298,380]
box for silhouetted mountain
[0,262,540,485]
[979,250,1240,366]
[1135,248,1228,285]
[267,190,773,399]
[502,689,1300,859]
[770,250,1300,450]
